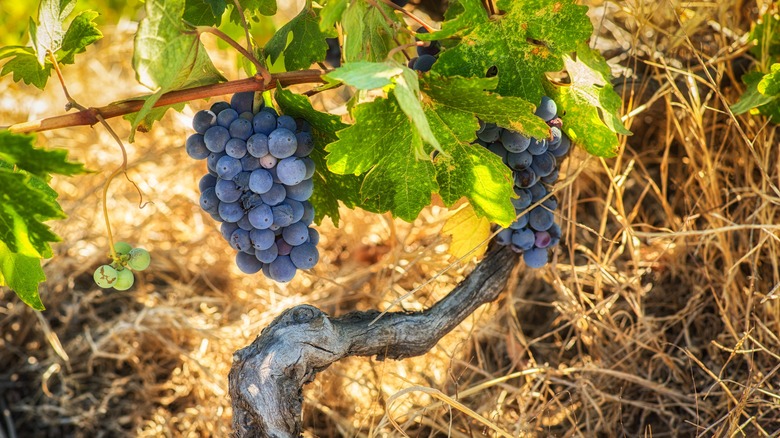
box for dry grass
[2,0,780,436]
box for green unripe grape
[114,241,133,256]
[128,248,151,271]
[113,269,135,291]
[93,264,118,288]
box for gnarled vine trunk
[229,245,518,437]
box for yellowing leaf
[442,203,491,260]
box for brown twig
[6,70,328,134]
[377,0,436,32]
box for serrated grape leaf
[758,63,780,95]
[184,0,226,26]
[327,97,437,221]
[432,0,591,103]
[0,46,52,89]
[131,0,225,140]
[341,0,398,63]
[442,203,490,260]
[0,131,86,178]
[265,5,328,71]
[422,75,540,226]
[749,7,780,60]
[0,168,64,258]
[732,70,780,122]
[34,0,77,65]
[274,86,362,226]
[320,0,348,33]
[418,0,485,41]
[58,10,103,64]
[0,241,46,311]
[230,0,276,22]
[325,61,442,156]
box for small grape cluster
[93,242,151,290]
[478,97,571,268]
[186,92,319,282]
[408,27,440,73]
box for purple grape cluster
[408,27,441,73]
[186,92,319,282]
[478,96,571,268]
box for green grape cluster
[92,241,151,290]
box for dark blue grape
[276,157,307,186]
[547,127,562,149]
[207,152,223,174]
[250,228,276,251]
[276,238,293,256]
[301,158,315,179]
[325,38,341,68]
[225,138,248,159]
[501,130,531,153]
[308,228,320,245]
[231,91,255,114]
[272,204,294,227]
[495,228,512,245]
[487,142,507,161]
[542,196,558,211]
[239,111,254,121]
[549,223,561,246]
[237,214,253,231]
[261,106,278,117]
[511,229,535,250]
[248,204,273,229]
[531,152,556,177]
[527,138,548,155]
[283,222,309,246]
[219,201,245,223]
[204,125,230,153]
[199,174,217,192]
[200,187,220,213]
[261,183,286,206]
[476,123,500,142]
[523,248,549,268]
[392,0,409,6]
[253,111,277,135]
[285,179,314,202]
[277,115,297,132]
[215,178,242,203]
[210,101,230,115]
[534,96,557,122]
[515,168,538,188]
[528,183,547,203]
[193,110,216,134]
[509,214,529,230]
[221,222,239,241]
[217,108,239,128]
[294,132,314,157]
[249,169,273,194]
[541,168,559,184]
[550,134,571,157]
[529,206,554,231]
[230,228,252,252]
[229,118,253,140]
[268,128,297,159]
[301,201,315,225]
[216,156,242,180]
[186,134,210,160]
[255,243,278,264]
[236,252,262,274]
[413,54,436,72]
[247,133,269,157]
[290,243,319,269]
[287,199,304,223]
[512,188,532,210]
[233,171,251,191]
[241,155,262,172]
[268,256,297,282]
[507,151,533,170]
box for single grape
[528,183,547,202]
[206,152,224,174]
[248,204,274,229]
[416,40,441,58]
[93,264,118,288]
[268,128,298,159]
[290,243,319,269]
[250,228,276,251]
[534,231,552,249]
[514,168,538,188]
[253,111,277,135]
[225,138,248,159]
[221,222,239,241]
[476,123,501,142]
[186,134,210,160]
[534,96,557,122]
[276,157,307,186]
[233,171,251,191]
[508,214,529,230]
[127,248,151,271]
[512,188,532,210]
[216,156,242,180]
[261,184,287,206]
[285,179,314,202]
[114,241,133,256]
[204,125,230,153]
[542,196,558,211]
[282,222,309,246]
[408,57,419,69]
[528,206,554,231]
[199,174,217,192]
[113,268,135,290]
[548,223,562,246]
[219,201,245,223]
[531,152,556,177]
[215,178,242,203]
[507,151,533,170]
[301,201,315,225]
[523,247,549,268]
[294,132,314,157]
[241,155,262,172]
[247,133,269,158]
[199,187,220,213]
[217,108,239,128]
[262,106,279,117]
[413,54,436,72]
[239,111,254,121]
[231,91,256,114]
[547,127,562,149]
[501,130,531,153]
[259,154,278,169]
[210,101,230,115]
[541,168,560,184]
[230,228,253,252]
[236,214,254,231]
[272,204,295,227]
[192,110,216,134]
[495,228,512,246]
[308,228,320,245]
[268,256,297,282]
[287,199,304,223]
[276,115,297,132]
[325,37,341,68]
[236,252,263,274]
[229,118,253,140]
[527,138,548,155]
[550,134,571,157]
[249,169,274,194]
[276,238,293,256]
[511,228,535,251]
[296,118,311,132]
[255,243,279,263]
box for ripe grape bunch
[93,242,151,290]
[186,92,319,282]
[478,96,571,269]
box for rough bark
[229,245,519,437]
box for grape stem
[195,26,272,86]
[376,0,436,33]
[6,70,328,135]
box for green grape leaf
[265,5,328,71]
[233,0,276,20]
[0,46,52,89]
[131,0,225,140]
[421,74,549,138]
[0,131,86,178]
[732,70,780,122]
[274,87,363,226]
[325,61,442,157]
[421,74,552,226]
[184,0,226,26]
[327,96,437,221]
[0,241,47,311]
[749,6,780,60]
[417,0,486,40]
[320,0,348,33]
[34,0,77,65]
[432,0,591,103]
[58,11,103,64]
[757,63,780,95]
[123,102,187,134]
[342,0,398,63]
